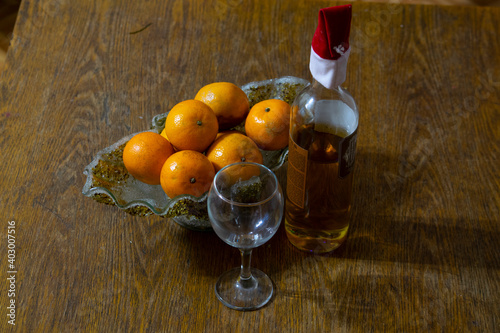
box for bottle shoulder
[294,81,357,111]
[291,81,358,135]
[294,83,358,115]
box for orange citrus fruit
[194,82,250,130]
[160,150,215,198]
[211,132,260,182]
[245,99,290,150]
[220,162,262,185]
[123,132,175,185]
[206,132,263,173]
[215,130,243,140]
[160,128,179,151]
[160,127,169,140]
[164,99,218,152]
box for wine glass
[207,162,284,311]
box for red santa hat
[309,5,352,89]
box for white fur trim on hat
[309,46,350,89]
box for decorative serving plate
[82,76,309,231]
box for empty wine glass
[207,162,284,311]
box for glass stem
[239,249,253,280]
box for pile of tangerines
[122,82,290,199]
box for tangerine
[194,82,250,130]
[164,99,218,152]
[215,130,243,140]
[245,99,290,150]
[122,131,175,185]
[160,127,169,140]
[160,150,215,198]
[160,128,178,151]
[206,132,263,173]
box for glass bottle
[285,5,358,253]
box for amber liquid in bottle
[285,82,358,253]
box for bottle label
[286,137,308,209]
[338,128,357,178]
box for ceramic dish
[82,76,309,231]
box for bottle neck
[309,78,343,100]
[311,78,340,91]
[306,77,357,115]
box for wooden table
[1,0,499,331]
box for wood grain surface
[0,0,499,331]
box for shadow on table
[180,149,499,280]
[336,216,499,269]
[333,149,498,270]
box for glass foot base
[215,267,274,311]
